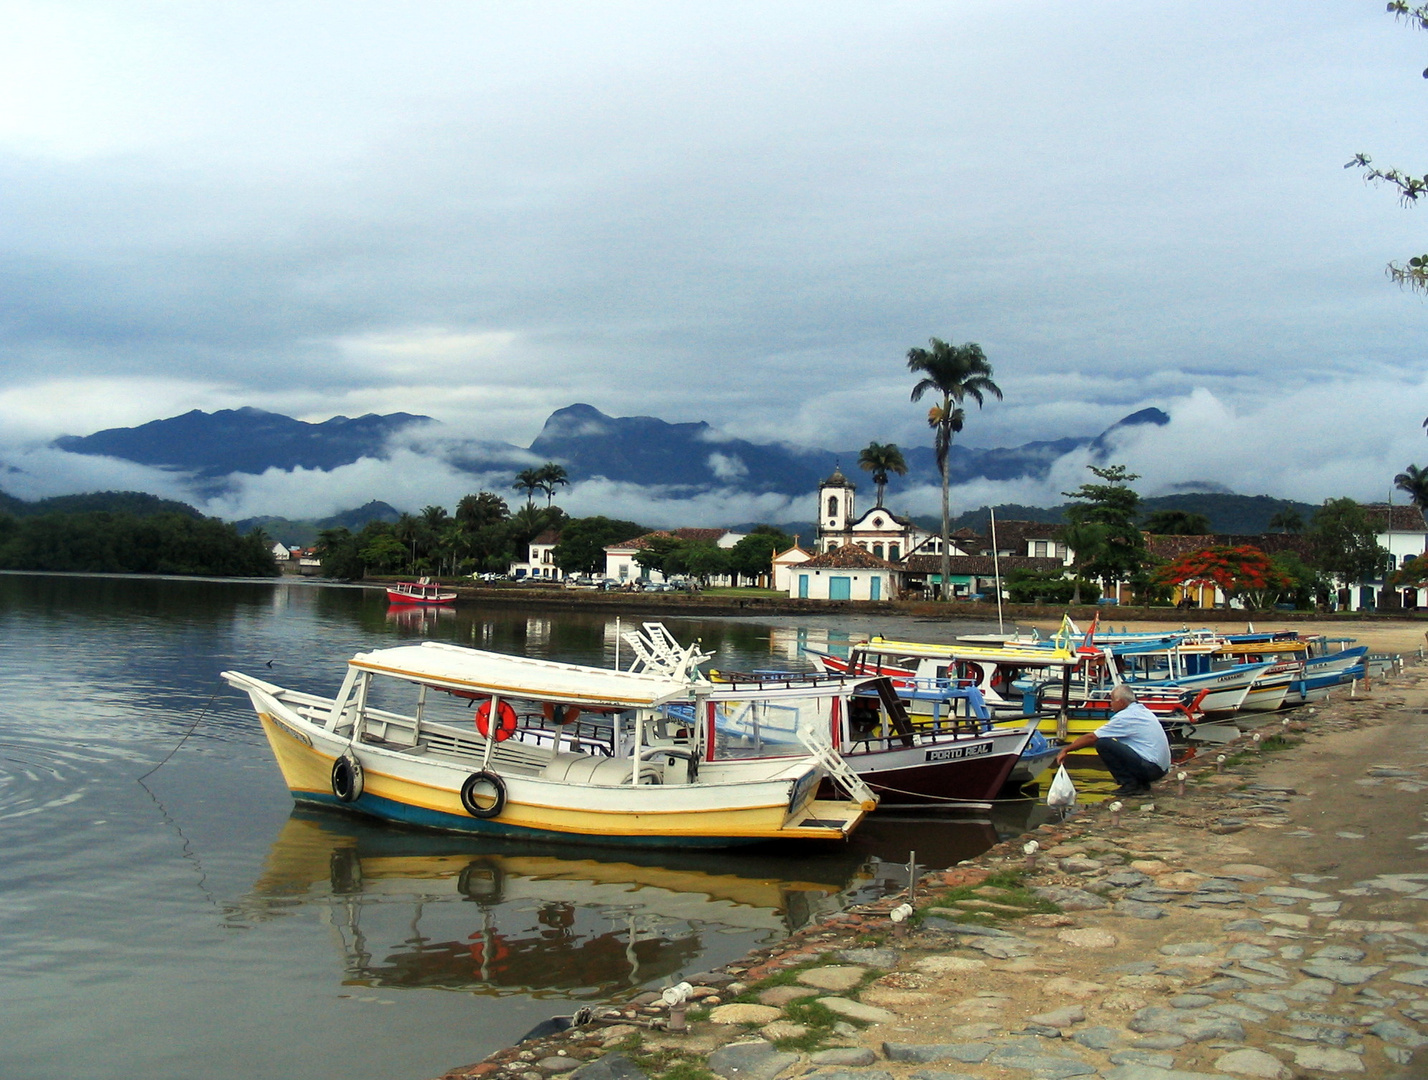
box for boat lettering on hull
[924,742,991,763]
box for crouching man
[1054,683,1170,797]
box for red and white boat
[386,578,458,606]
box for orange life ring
[542,702,581,725]
[475,699,518,741]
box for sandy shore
[436,645,1428,1080]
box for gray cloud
[0,2,1423,507]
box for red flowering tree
[1152,545,1294,611]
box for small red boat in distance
[386,577,458,606]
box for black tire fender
[460,770,507,819]
[331,753,364,802]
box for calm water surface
[0,574,1045,1080]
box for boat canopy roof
[853,635,1081,669]
[348,641,693,708]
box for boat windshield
[709,692,836,760]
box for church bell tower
[816,466,856,551]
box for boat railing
[708,669,849,690]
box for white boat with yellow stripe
[221,629,877,850]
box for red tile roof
[1364,504,1428,531]
[800,546,899,570]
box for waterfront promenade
[435,621,1428,1080]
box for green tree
[1395,463,1428,526]
[1268,506,1305,534]
[1271,551,1325,610]
[1142,509,1212,535]
[1061,465,1148,592]
[907,337,1002,600]
[728,526,793,587]
[1346,2,1428,291]
[316,527,358,579]
[633,534,683,578]
[554,516,646,576]
[456,491,509,531]
[1308,498,1393,589]
[1058,520,1108,605]
[856,442,908,508]
[678,542,731,585]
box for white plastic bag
[1046,764,1077,807]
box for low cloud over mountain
[1,387,1417,527]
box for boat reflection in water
[230,811,858,999]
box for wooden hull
[240,681,865,849]
[837,722,1033,806]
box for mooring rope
[136,684,220,782]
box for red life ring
[475,699,518,741]
[542,702,581,725]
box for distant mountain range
[51,402,1172,499]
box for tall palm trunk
[939,463,951,601]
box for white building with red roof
[787,544,899,601]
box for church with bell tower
[814,465,950,562]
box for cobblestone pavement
[438,658,1428,1080]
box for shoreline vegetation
[0,509,278,577]
[371,577,1428,626]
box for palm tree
[537,462,569,507]
[1060,521,1107,605]
[907,337,1002,600]
[513,468,544,513]
[1395,464,1428,527]
[393,513,421,573]
[857,442,908,508]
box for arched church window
[827,495,838,517]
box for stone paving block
[1369,1018,1428,1048]
[710,1003,783,1025]
[1212,1047,1291,1078]
[538,1057,581,1074]
[1101,1066,1221,1080]
[808,1071,891,1080]
[1072,1025,1121,1049]
[1313,945,1366,962]
[1226,944,1273,960]
[1109,1049,1175,1067]
[570,1053,646,1080]
[1289,1045,1366,1073]
[707,1042,800,1080]
[809,1047,877,1067]
[1260,886,1332,900]
[882,1042,994,1064]
[985,1046,1097,1077]
[816,997,894,1024]
[1032,885,1111,910]
[908,1072,981,1080]
[1390,968,1428,986]
[1206,1002,1269,1023]
[796,966,865,992]
[1299,960,1387,985]
[1159,942,1217,956]
[1224,919,1268,933]
[1116,899,1168,920]
[1278,978,1335,1001]
[1279,1023,1350,1046]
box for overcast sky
[2,2,1428,521]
